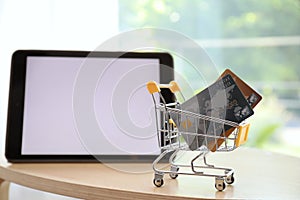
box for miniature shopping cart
[146,80,250,191]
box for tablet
[5,50,174,162]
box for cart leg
[191,152,204,173]
[169,149,179,165]
[0,179,10,200]
[152,149,172,172]
[203,153,214,167]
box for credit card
[220,69,262,108]
[208,69,263,151]
[177,74,254,150]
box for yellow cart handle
[235,123,250,147]
[147,81,181,94]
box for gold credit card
[209,69,262,152]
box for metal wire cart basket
[146,81,250,191]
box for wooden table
[0,147,299,199]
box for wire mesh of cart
[146,80,250,191]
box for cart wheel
[169,166,179,179]
[215,182,226,191]
[169,173,178,179]
[225,174,235,184]
[215,178,226,191]
[153,178,164,187]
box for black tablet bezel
[5,50,174,163]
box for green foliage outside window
[118,0,300,157]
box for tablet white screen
[21,56,161,155]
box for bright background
[0,0,299,199]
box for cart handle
[147,81,181,94]
[235,123,250,147]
